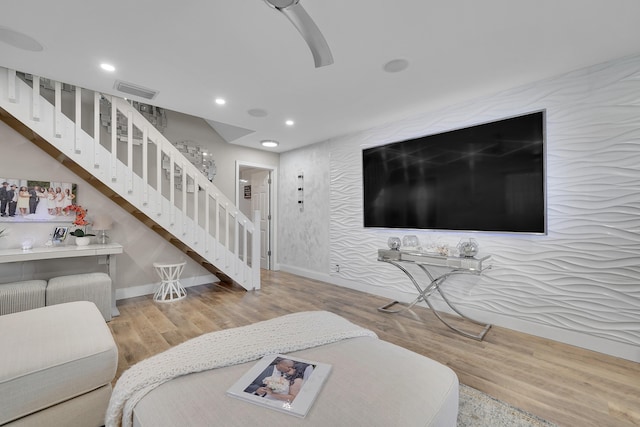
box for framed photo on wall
[0,178,77,223]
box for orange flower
[64,205,94,236]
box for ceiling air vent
[114,80,158,100]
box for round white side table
[153,261,187,302]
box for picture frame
[226,353,331,418]
[0,178,78,223]
[52,226,69,242]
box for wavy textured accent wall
[327,55,640,349]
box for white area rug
[458,384,557,427]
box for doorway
[236,162,277,270]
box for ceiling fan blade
[270,1,334,68]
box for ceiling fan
[264,0,334,68]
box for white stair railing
[0,67,260,290]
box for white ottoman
[0,301,118,426]
[0,280,47,315]
[47,272,112,321]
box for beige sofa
[0,301,118,426]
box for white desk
[0,243,123,317]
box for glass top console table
[377,249,492,341]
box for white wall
[278,142,331,275]
[278,53,640,362]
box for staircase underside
[0,106,234,285]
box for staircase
[0,67,260,290]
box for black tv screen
[363,111,546,234]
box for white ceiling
[1,1,640,153]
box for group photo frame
[0,178,78,223]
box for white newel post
[252,210,261,290]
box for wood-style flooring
[108,270,640,427]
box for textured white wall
[278,142,331,274]
[279,54,640,361]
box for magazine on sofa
[226,354,332,418]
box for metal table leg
[378,260,492,340]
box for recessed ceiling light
[215,98,226,105]
[285,119,294,126]
[100,63,116,72]
[261,140,279,148]
[383,58,409,73]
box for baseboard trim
[115,274,219,301]
[279,264,640,363]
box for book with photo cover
[226,354,332,418]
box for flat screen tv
[362,111,546,234]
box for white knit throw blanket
[105,311,378,427]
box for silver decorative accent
[161,140,217,189]
[99,97,167,142]
[387,237,401,250]
[457,239,479,258]
[402,235,420,249]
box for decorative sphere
[402,235,420,248]
[457,238,479,257]
[387,237,401,250]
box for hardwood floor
[108,270,640,427]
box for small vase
[75,236,91,246]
